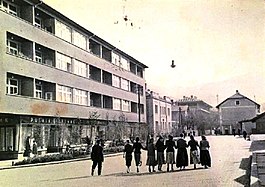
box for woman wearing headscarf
[200,135,211,169]
[176,133,188,170]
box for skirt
[200,150,211,167]
[146,155,156,166]
[125,154,132,167]
[176,148,188,168]
[166,152,174,164]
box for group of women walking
[123,134,211,173]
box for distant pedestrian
[133,137,144,173]
[176,133,188,170]
[188,135,200,169]
[243,130,247,140]
[123,140,133,173]
[32,140,38,157]
[23,136,31,157]
[193,130,196,136]
[146,138,156,172]
[232,128,236,136]
[91,139,104,176]
[200,135,211,169]
[155,136,165,171]
[165,135,176,172]
[237,129,241,137]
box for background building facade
[216,90,260,135]
[146,90,172,137]
[0,0,147,160]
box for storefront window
[0,127,15,151]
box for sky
[44,0,265,109]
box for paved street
[0,135,252,187]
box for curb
[0,152,123,170]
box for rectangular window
[155,105,158,113]
[113,98,121,110]
[45,92,53,100]
[74,89,87,105]
[55,20,72,43]
[35,82,42,99]
[6,39,20,55]
[57,85,72,103]
[111,52,120,66]
[235,100,240,105]
[56,52,72,72]
[168,108,170,116]
[35,50,42,63]
[73,30,86,50]
[120,57,129,70]
[35,17,42,28]
[122,100,130,112]
[121,78,129,91]
[6,78,18,95]
[1,1,18,16]
[0,127,15,151]
[73,59,87,77]
[112,75,120,88]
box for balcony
[35,79,56,101]
[89,65,101,82]
[6,32,33,60]
[89,39,101,57]
[102,70,112,86]
[90,92,102,108]
[35,43,55,66]
[35,8,55,34]
[1,0,33,23]
[103,95,113,109]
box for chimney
[236,90,239,94]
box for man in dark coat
[91,139,104,176]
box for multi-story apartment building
[216,90,260,135]
[146,90,172,137]
[0,0,147,160]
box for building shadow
[234,156,252,187]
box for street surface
[0,135,252,187]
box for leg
[167,163,169,172]
[91,161,97,176]
[98,161,102,175]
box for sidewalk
[0,152,123,170]
[250,134,265,186]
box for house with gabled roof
[216,90,260,135]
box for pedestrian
[32,140,38,157]
[199,135,211,169]
[176,133,188,170]
[23,136,31,157]
[85,136,91,153]
[155,136,165,171]
[165,135,176,172]
[123,140,133,173]
[188,135,200,169]
[237,129,241,137]
[132,137,144,173]
[146,138,156,172]
[91,139,104,176]
[243,130,247,140]
[232,128,236,136]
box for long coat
[91,144,104,162]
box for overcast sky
[44,0,265,108]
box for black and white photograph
[0,0,265,186]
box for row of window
[6,32,144,95]
[0,0,144,78]
[154,105,171,116]
[6,74,143,113]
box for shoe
[204,165,208,169]
[153,170,156,172]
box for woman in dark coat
[176,133,188,170]
[91,139,104,176]
[146,138,156,172]
[155,136,165,171]
[188,135,200,169]
[123,140,133,173]
[200,135,211,169]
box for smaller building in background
[239,112,265,134]
[216,90,260,135]
[146,90,172,137]
[172,95,213,136]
